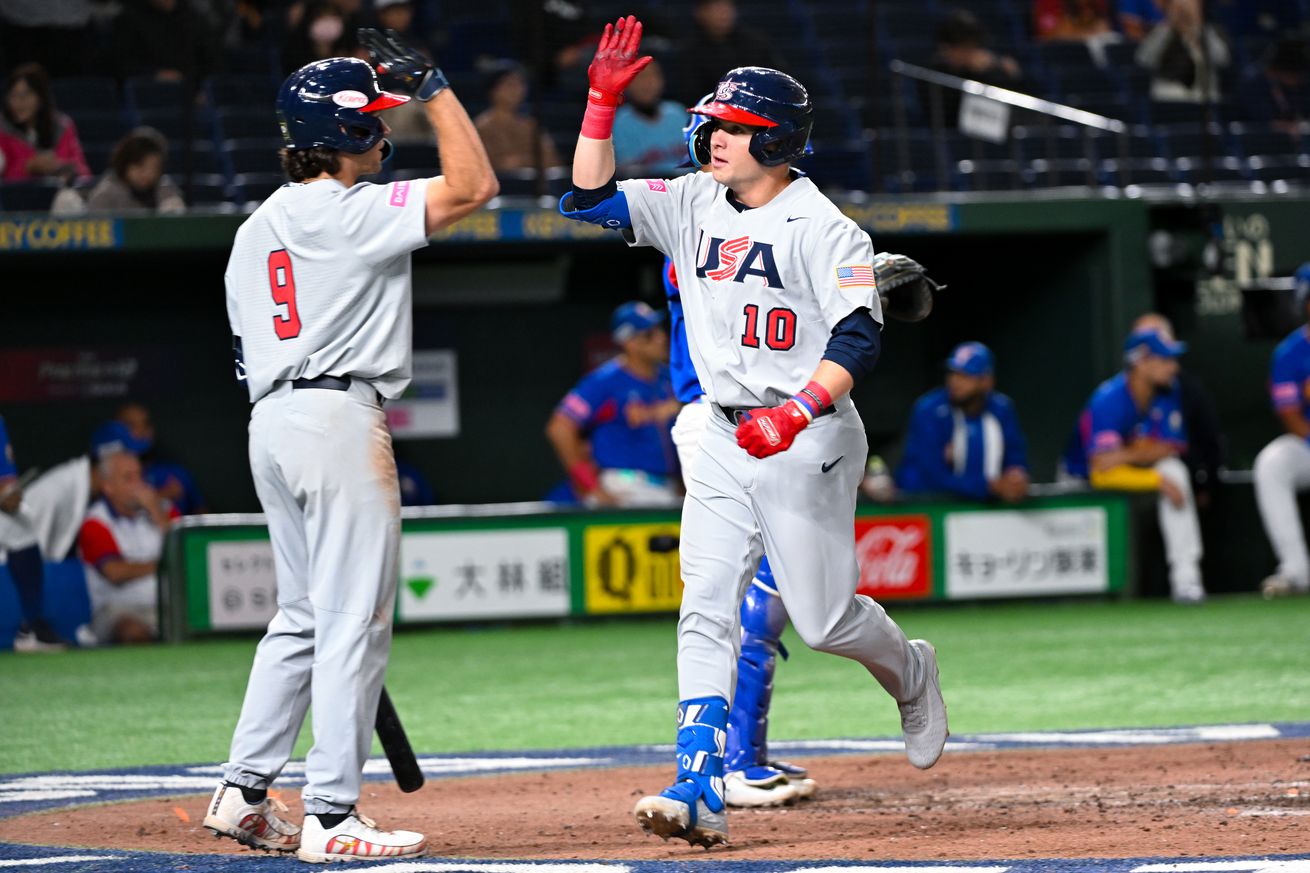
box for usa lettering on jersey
[694,231,783,287]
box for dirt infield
[3,739,1307,860]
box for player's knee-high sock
[726,557,789,774]
[7,544,46,626]
[661,697,728,818]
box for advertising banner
[398,528,570,621]
[945,507,1109,598]
[583,522,683,613]
[206,540,279,631]
[386,350,459,438]
[854,515,933,600]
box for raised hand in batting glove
[873,252,943,323]
[735,381,832,459]
[358,27,449,101]
[581,15,652,139]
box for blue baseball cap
[945,341,994,376]
[1295,261,1310,311]
[1123,327,1186,363]
[90,420,150,461]
[611,301,665,343]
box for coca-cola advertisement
[854,516,932,600]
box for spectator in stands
[55,127,186,215]
[928,9,1024,125]
[545,302,680,508]
[1234,36,1310,131]
[675,0,783,104]
[0,0,93,77]
[612,59,689,177]
[114,402,207,515]
[78,449,174,645]
[1060,326,1207,603]
[0,63,90,183]
[1116,0,1164,41]
[1136,0,1231,103]
[113,0,218,83]
[894,342,1030,504]
[1034,0,1114,42]
[473,62,562,173]
[282,0,361,75]
[509,0,596,91]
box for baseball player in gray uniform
[561,16,948,848]
[204,31,496,863]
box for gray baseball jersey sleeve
[620,172,881,408]
[225,178,431,403]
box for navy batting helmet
[689,67,814,167]
[276,57,409,154]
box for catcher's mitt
[358,28,449,101]
[873,252,943,323]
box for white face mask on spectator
[310,16,344,45]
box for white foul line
[0,858,116,868]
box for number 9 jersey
[619,172,882,409]
[225,178,431,403]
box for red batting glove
[736,401,812,459]
[580,15,652,139]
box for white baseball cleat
[296,809,425,863]
[769,759,818,799]
[899,639,949,770]
[724,768,800,807]
[634,795,727,848]
[203,783,301,852]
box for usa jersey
[1062,371,1187,478]
[621,172,882,408]
[1270,326,1310,417]
[557,359,679,476]
[663,258,705,404]
[225,178,431,403]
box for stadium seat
[224,138,285,176]
[69,111,128,145]
[206,74,281,109]
[215,108,279,141]
[179,173,234,208]
[52,77,121,116]
[0,180,64,212]
[232,172,287,205]
[125,76,187,112]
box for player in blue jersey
[546,301,681,507]
[1061,326,1205,602]
[896,342,1029,503]
[1254,262,1310,598]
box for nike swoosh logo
[786,216,809,222]
[821,456,844,473]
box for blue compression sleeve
[559,178,632,230]
[822,309,882,382]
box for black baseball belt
[291,375,383,405]
[714,402,836,425]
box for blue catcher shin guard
[725,557,789,777]
[662,696,728,817]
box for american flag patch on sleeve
[836,264,876,288]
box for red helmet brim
[688,101,778,128]
[362,90,411,112]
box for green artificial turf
[2,594,1307,775]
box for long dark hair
[3,63,58,149]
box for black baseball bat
[376,686,424,793]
